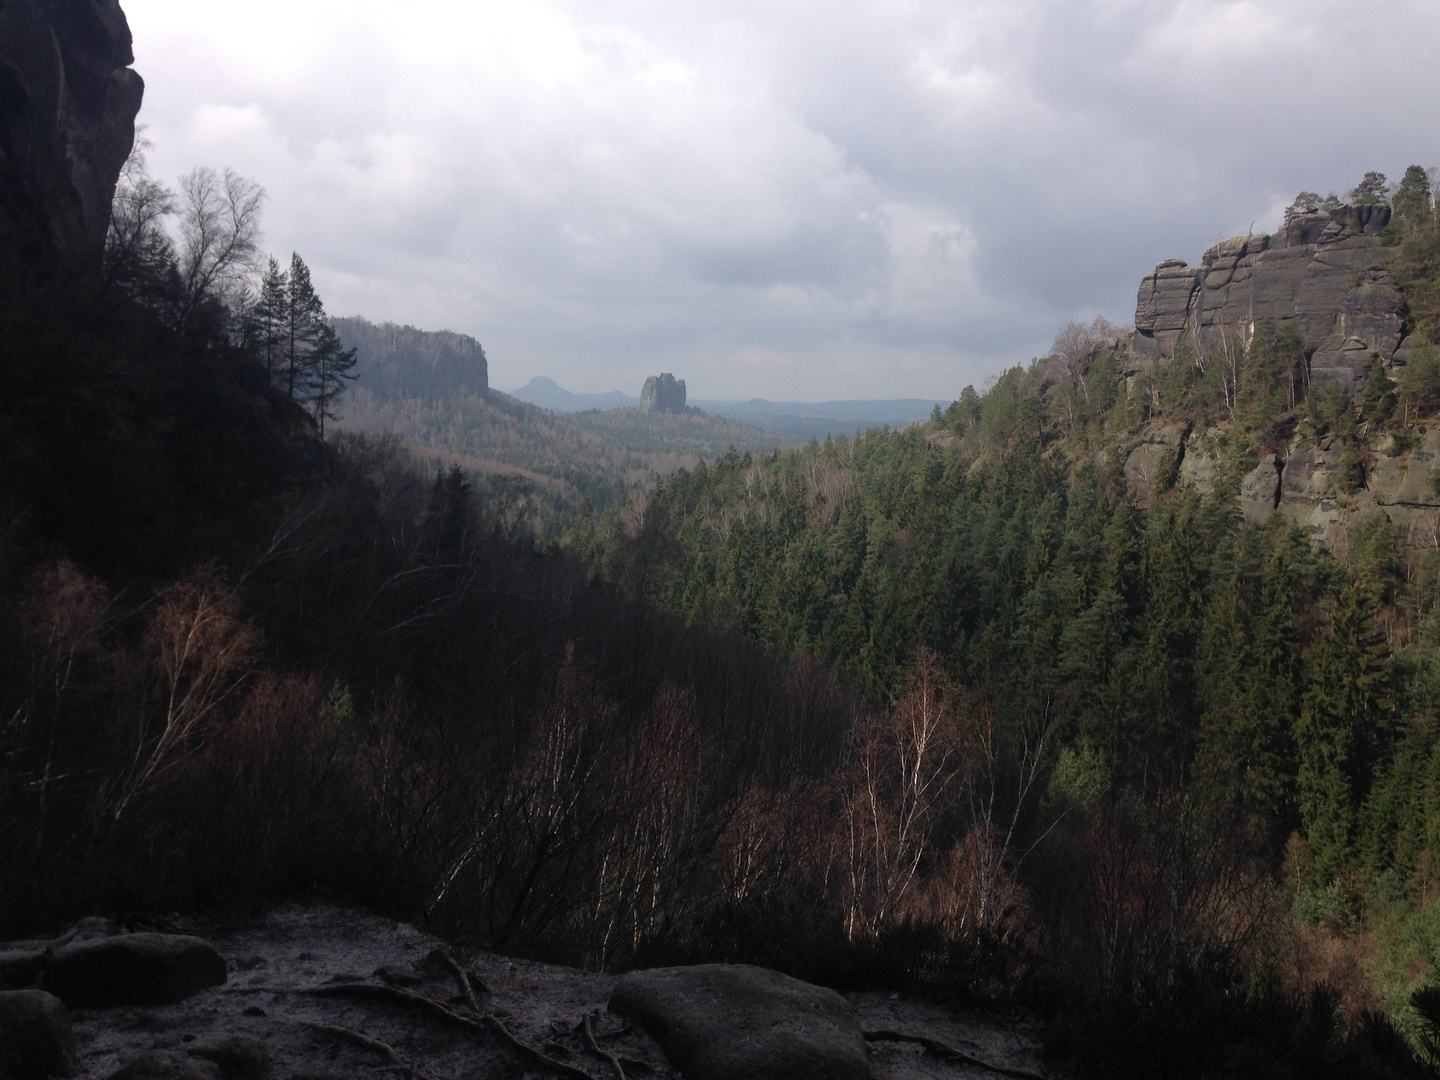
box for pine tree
[309,320,357,437]
[1393,165,1435,234]
[246,257,289,389]
[1349,171,1390,206]
[426,465,474,558]
[283,253,325,403]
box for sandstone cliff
[0,0,143,291]
[1133,204,1402,394]
[332,315,488,398]
[1121,414,1440,551]
[0,1,329,577]
[1118,204,1440,551]
[641,372,687,413]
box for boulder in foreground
[48,933,227,1008]
[0,989,78,1078]
[608,963,870,1080]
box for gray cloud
[124,0,1440,399]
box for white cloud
[122,0,1440,398]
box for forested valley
[556,170,1440,1074]
[8,8,1440,1072]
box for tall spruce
[247,257,289,389]
[1296,584,1392,883]
[283,253,325,403]
[309,320,357,437]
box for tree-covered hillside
[567,170,1440,1070]
[336,381,794,533]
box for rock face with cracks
[1132,203,1401,395]
[609,963,872,1080]
[641,373,688,413]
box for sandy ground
[49,903,1053,1079]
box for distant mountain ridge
[509,376,944,438]
[510,376,639,412]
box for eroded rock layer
[1133,204,1401,394]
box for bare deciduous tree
[104,132,177,299]
[1052,316,1124,406]
[107,571,259,821]
[176,166,265,325]
[961,691,1061,931]
[844,650,960,940]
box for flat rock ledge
[609,963,871,1080]
[1,906,1044,1079]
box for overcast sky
[124,0,1440,401]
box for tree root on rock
[427,946,492,1001]
[863,1029,1048,1080]
[583,1010,626,1080]
[299,1020,440,1080]
[238,980,600,1080]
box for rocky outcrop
[1123,420,1189,505]
[1177,428,1223,494]
[1274,440,1349,543]
[1,920,229,1011]
[641,373,687,413]
[1185,427,1440,549]
[1133,204,1401,394]
[609,964,870,1080]
[0,945,47,989]
[0,0,143,288]
[0,905,1045,1080]
[0,989,78,1078]
[1238,456,1283,526]
[333,316,488,398]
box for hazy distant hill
[331,332,790,532]
[506,376,943,438]
[337,389,789,533]
[510,376,639,412]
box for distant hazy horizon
[504,374,944,407]
[506,375,943,439]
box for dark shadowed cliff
[0,0,143,293]
[0,0,326,576]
